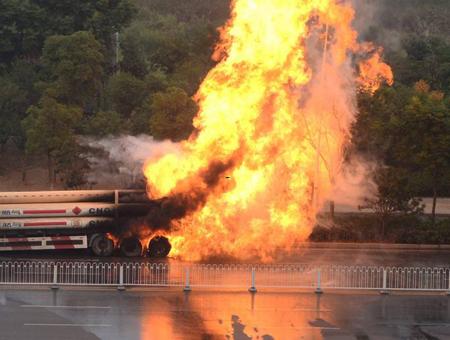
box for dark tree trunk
[21,153,27,183]
[431,186,437,226]
[48,151,55,189]
[330,200,335,220]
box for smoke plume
[80,135,179,188]
[145,158,235,231]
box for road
[1,245,450,267]
[1,287,450,339]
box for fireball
[144,0,393,261]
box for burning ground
[141,0,393,261]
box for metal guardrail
[0,261,449,293]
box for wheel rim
[92,235,114,257]
[148,236,171,258]
[120,237,142,257]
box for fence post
[380,268,389,295]
[183,267,191,292]
[51,264,59,290]
[315,268,323,294]
[248,268,257,293]
[447,270,450,296]
[117,264,125,291]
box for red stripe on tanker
[23,209,66,215]
[24,221,67,227]
[0,203,117,218]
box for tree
[352,85,413,162]
[0,60,39,149]
[391,83,450,223]
[120,32,149,77]
[42,31,105,109]
[144,70,169,93]
[361,167,424,238]
[354,81,450,225]
[149,87,197,141]
[120,10,219,91]
[0,0,136,64]
[0,0,45,63]
[0,77,27,148]
[54,141,90,189]
[140,0,230,24]
[108,72,147,117]
[22,94,83,188]
[398,37,450,94]
[84,110,123,137]
[130,96,153,135]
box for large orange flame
[144,0,393,261]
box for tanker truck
[0,190,171,257]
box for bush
[309,215,450,244]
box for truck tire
[91,234,114,257]
[147,236,171,258]
[120,237,142,257]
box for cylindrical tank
[0,217,114,230]
[0,202,151,218]
[0,190,147,204]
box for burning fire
[144,0,393,261]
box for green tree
[0,0,44,63]
[391,83,450,223]
[362,167,424,238]
[84,110,123,137]
[0,77,27,148]
[149,87,197,141]
[144,70,169,93]
[130,97,152,135]
[354,82,450,224]
[0,0,135,64]
[42,31,105,109]
[54,142,90,189]
[353,85,413,162]
[120,11,219,94]
[139,0,230,24]
[120,32,148,77]
[108,72,147,117]
[22,94,83,188]
[0,60,39,149]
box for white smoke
[328,157,377,209]
[80,135,180,188]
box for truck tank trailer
[0,190,171,257]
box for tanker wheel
[91,234,114,257]
[120,237,143,257]
[147,236,172,258]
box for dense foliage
[0,0,449,241]
[0,0,227,188]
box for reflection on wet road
[1,288,450,339]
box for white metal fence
[0,261,449,293]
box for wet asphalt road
[1,247,450,339]
[1,246,450,267]
[1,287,450,340]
